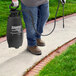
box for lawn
[37,43,76,76]
[0,0,76,37]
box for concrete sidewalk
[0,15,76,76]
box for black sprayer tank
[7,4,23,49]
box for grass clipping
[38,43,76,76]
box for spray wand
[61,0,66,28]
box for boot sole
[37,44,45,47]
[27,48,42,55]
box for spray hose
[21,0,65,36]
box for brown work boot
[27,46,42,55]
[37,38,45,46]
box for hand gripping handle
[9,3,19,10]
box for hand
[12,0,19,7]
[61,0,66,4]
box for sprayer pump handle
[9,3,19,10]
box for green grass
[37,43,76,76]
[0,0,76,37]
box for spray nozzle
[61,0,66,5]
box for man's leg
[21,2,41,55]
[21,2,38,46]
[36,2,49,46]
[36,2,49,39]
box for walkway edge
[0,13,76,43]
[24,37,76,76]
